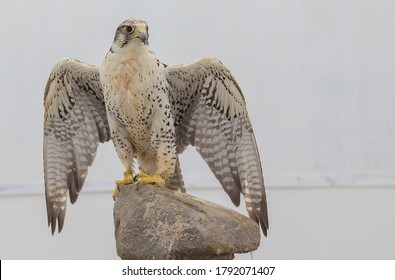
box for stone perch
[113,182,261,260]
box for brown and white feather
[43,58,110,234]
[165,57,268,235]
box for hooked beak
[137,30,148,45]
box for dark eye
[124,25,134,33]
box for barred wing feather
[43,58,110,234]
[165,57,268,235]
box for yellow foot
[137,172,165,187]
[113,170,134,200]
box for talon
[137,172,165,187]
[113,170,134,200]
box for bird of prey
[43,18,268,236]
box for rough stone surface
[113,182,261,260]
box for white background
[0,0,394,259]
[3,260,395,280]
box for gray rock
[113,182,261,260]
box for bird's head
[111,19,149,52]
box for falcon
[44,19,268,236]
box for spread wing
[43,58,110,234]
[165,56,268,236]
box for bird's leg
[107,112,135,200]
[113,169,134,199]
[136,148,176,188]
[137,170,165,187]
